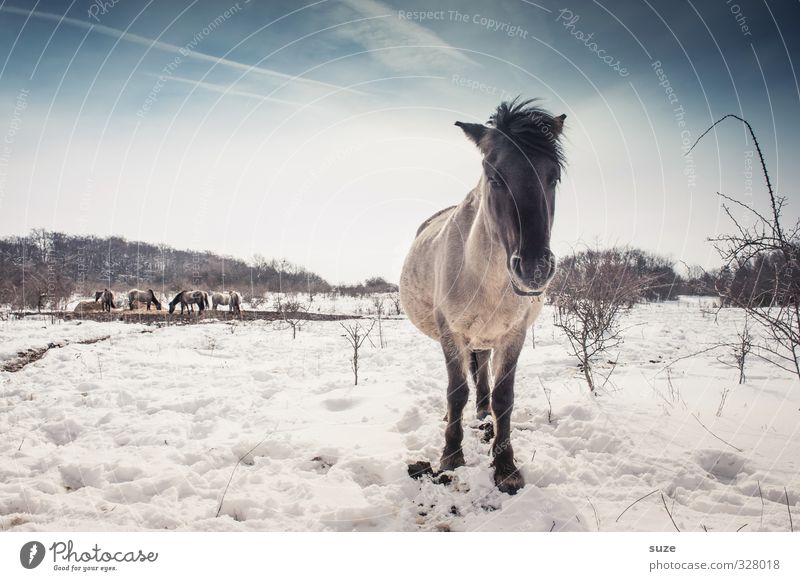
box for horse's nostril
[530,256,554,286]
[511,253,554,288]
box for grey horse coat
[400,99,566,495]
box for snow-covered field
[1,299,798,531]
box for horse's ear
[552,114,566,136]
[455,121,487,147]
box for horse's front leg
[471,350,491,420]
[437,318,469,472]
[491,329,526,494]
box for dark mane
[486,98,565,168]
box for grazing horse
[399,99,566,495]
[95,288,114,312]
[128,289,162,311]
[168,290,206,314]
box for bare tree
[550,248,652,391]
[340,319,376,385]
[273,296,308,339]
[691,115,800,379]
[372,296,386,348]
[388,292,402,315]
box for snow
[1,299,798,531]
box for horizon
[3,226,716,285]
[1,0,798,282]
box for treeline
[548,246,800,308]
[0,230,397,309]
[9,230,790,312]
[549,247,693,303]
[714,249,800,307]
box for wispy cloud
[160,74,309,107]
[335,0,478,73]
[0,4,362,94]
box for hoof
[478,421,494,443]
[476,408,490,421]
[493,464,524,495]
[407,460,455,486]
[439,448,465,472]
[407,461,434,480]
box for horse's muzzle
[509,251,555,295]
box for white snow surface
[1,300,798,532]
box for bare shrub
[372,296,385,348]
[340,319,376,385]
[273,296,308,339]
[248,294,266,311]
[732,314,753,384]
[691,115,800,379]
[549,248,652,391]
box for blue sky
[1,0,798,283]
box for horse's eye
[487,176,502,189]
[547,172,559,187]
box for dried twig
[736,523,748,532]
[538,377,553,424]
[656,344,726,376]
[785,487,794,532]
[691,413,743,452]
[758,480,764,529]
[660,492,680,532]
[587,497,600,531]
[216,426,277,518]
[616,489,659,523]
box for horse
[168,290,206,314]
[128,288,162,310]
[95,289,114,312]
[212,291,242,315]
[229,291,242,316]
[211,291,230,310]
[399,99,566,495]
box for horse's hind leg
[471,350,491,420]
[438,322,469,472]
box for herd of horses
[93,288,242,315]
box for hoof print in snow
[407,461,434,480]
[311,456,334,471]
